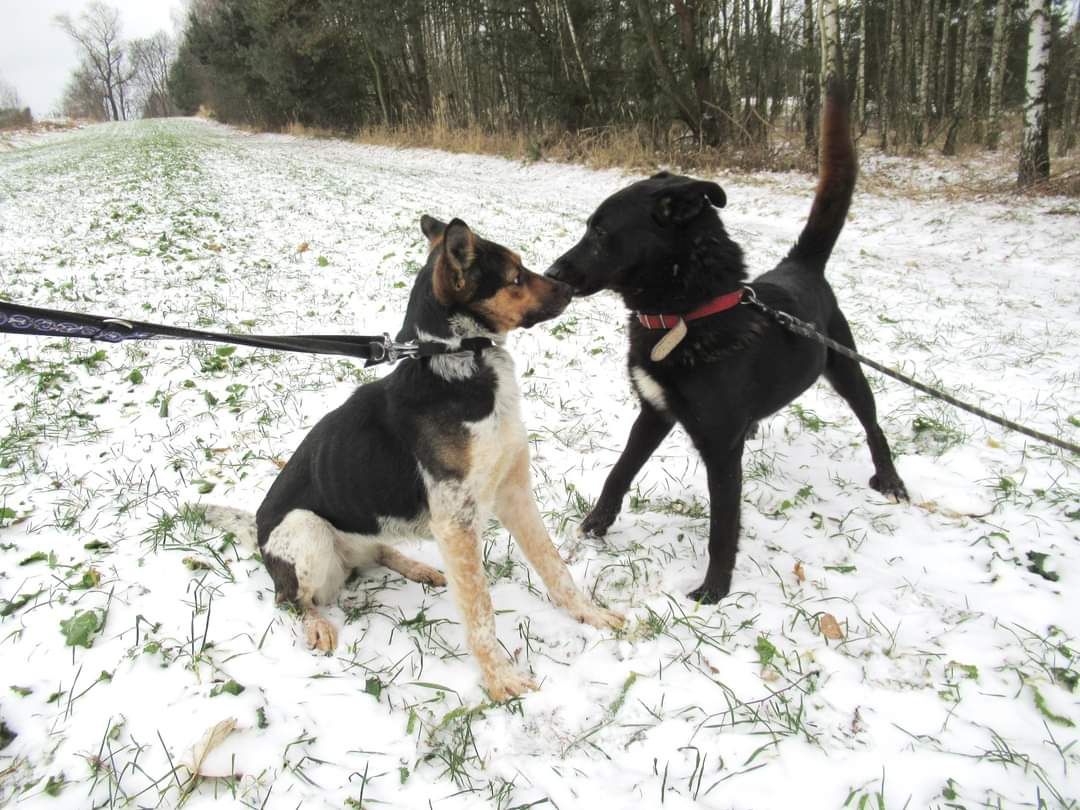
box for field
[0,119,1078,809]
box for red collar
[635,289,744,330]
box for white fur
[201,505,258,550]
[630,365,670,414]
[264,509,350,606]
[417,314,504,382]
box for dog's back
[789,77,857,271]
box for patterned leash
[740,286,1080,455]
[0,301,493,366]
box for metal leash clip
[368,333,421,364]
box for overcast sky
[0,1,182,117]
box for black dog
[546,81,908,603]
[208,217,622,700]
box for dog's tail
[201,504,258,551]
[789,77,856,271]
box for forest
[36,0,1080,186]
[167,0,1079,178]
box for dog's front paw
[483,666,538,702]
[687,580,730,605]
[566,599,625,631]
[579,506,616,538]
[870,472,909,503]
[304,613,338,653]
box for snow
[0,118,1077,809]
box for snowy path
[0,119,1078,809]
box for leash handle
[741,286,1080,455]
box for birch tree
[1017,0,1051,186]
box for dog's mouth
[521,282,573,328]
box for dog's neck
[397,266,503,381]
[621,221,747,315]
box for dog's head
[545,172,729,298]
[421,215,572,332]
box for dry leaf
[819,613,844,640]
[793,561,806,583]
[296,241,310,253]
[272,457,288,470]
[185,717,238,778]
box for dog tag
[650,318,687,361]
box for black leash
[740,286,1080,455]
[0,301,493,366]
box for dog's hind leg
[376,545,447,587]
[262,509,349,652]
[581,403,674,537]
[496,451,624,630]
[823,311,909,502]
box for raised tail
[790,77,857,270]
[201,505,258,551]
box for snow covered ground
[0,119,1077,810]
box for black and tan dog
[208,216,622,700]
[545,81,908,604]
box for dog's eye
[512,271,524,286]
[592,225,607,238]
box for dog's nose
[544,262,567,281]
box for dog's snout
[545,260,582,294]
[549,276,573,303]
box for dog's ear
[653,179,727,226]
[432,218,477,305]
[420,215,447,246]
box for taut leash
[738,286,1080,455]
[0,301,492,366]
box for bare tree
[55,2,130,121]
[60,61,110,121]
[0,74,22,110]
[1018,0,1051,186]
[130,31,176,118]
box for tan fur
[304,610,337,652]
[377,545,447,586]
[494,451,623,630]
[419,351,623,699]
[472,271,553,332]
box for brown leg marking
[303,609,337,652]
[495,451,625,631]
[430,511,536,701]
[377,545,448,587]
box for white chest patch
[630,365,670,414]
[466,348,526,507]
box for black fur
[546,80,908,604]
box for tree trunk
[881,0,902,148]
[1017,0,1051,186]
[1056,22,1079,156]
[917,0,936,145]
[802,0,818,159]
[985,0,1010,148]
[856,0,868,133]
[634,0,700,134]
[957,0,981,137]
